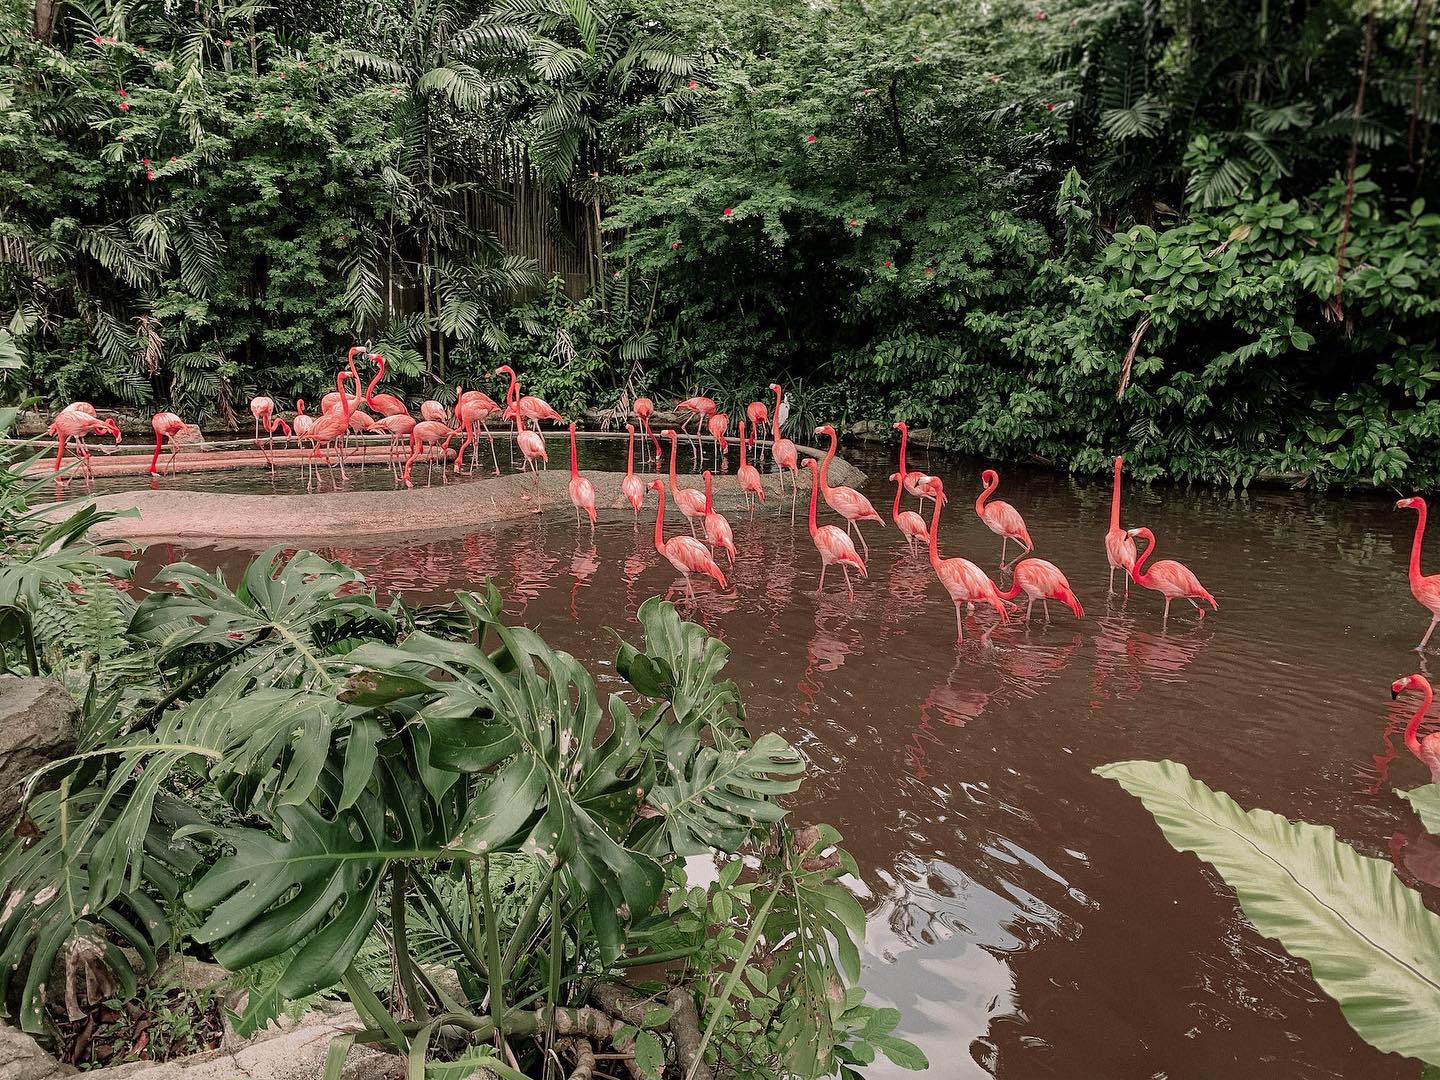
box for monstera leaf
[1399,784,1440,835]
[616,597,745,740]
[1099,759,1440,1066]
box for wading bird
[148,411,201,476]
[664,429,707,535]
[736,420,765,511]
[454,387,503,475]
[702,470,736,566]
[633,396,660,465]
[1127,527,1217,626]
[47,408,120,479]
[567,423,597,533]
[1106,455,1137,595]
[495,365,563,429]
[746,399,769,442]
[401,420,458,488]
[622,424,645,517]
[998,558,1084,623]
[1394,673,1440,783]
[894,421,937,513]
[649,479,727,602]
[800,458,866,599]
[927,479,1012,643]
[249,396,292,468]
[707,411,730,471]
[814,424,884,558]
[301,358,360,488]
[364,353,410,419]
[976,469,1034,565]
[419,398,448,424]
[767,383,800,519]
[889,471,932,555]
[1397,497,1440,652]
[674,394,717,464]
[372,413,416,476]
[292,399,315,442]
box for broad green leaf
[1398,785,1440,835]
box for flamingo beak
[1393,689,1401,700]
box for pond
[124,444,1429,1079]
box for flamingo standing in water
[419,398,448,424]
[1393,673,1440,783]
[47,408,120,479]
[663,429,707,536]
[702,470,736,566]
[1396,498,1440,651]
[800,459,866,599]
[976,469,1034,565]
[889,471,933,555]
[364,354,410,419]
[633,396,661,466]
[648,479,727,602]
[1127,527,1217,626]
[346,409,377,470]
[495,365,563,429]
[567,422,597,533]
[401,420,458,488]
[373,413,416,476]
[706,411,730,471]
[301,359,360,488]
[745,400,769,444]
[622,424,645,517]
[674,394,717,465]
[768,383,800,518]
[454,387,502,475]
[894,421,937,513]
[249,396,292,456]
[736,420,766,512]
[998,558,1084,623]
[926,479,1012,643]
[501,373,548,474]
[814,424,884,558]
[1106,455,1138,595]
[148,411,201,476]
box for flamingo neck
[976,474,998,516]
[806,466,820,537]
[818,430,836,491]
[738,421,748,467]
[148,429,163,472]
[1405,680,1435,761]
[1110,457,1124,530]
[771,386,782,438]
[667,435,679,494]
[891,473,903,521]
[1410,501,1428,585]
[897,424,909,479]
[703,472,714,514]
[365,357,384,409]
[625,428,635,474]
[1132,528,1156,584]
[653,486,667,553]
[569,426,579,479]
[927,493,943,569]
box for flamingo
[300,358,359,488]
[926,479,1012,643]
[420,398,448,423]
[663,429,707,536]
[499,373,549,474]
[706,411,730,471]
[454,387,503,474]
[633,396,661,466]
[674,394,717,464]
[889,471,932,555]
[1397,498,1440,651]
[1106,455,1138,595]
[292,399,315,441]
[745,400,769,443]
[401,420,458,488]
[767,383,801,520]
[998,558,1084,623]
[60,401,96,417]
[249,396,292,469]
[494,365,563,429]
[319,347,368,414]
[814,424,884,558]
[622,423,645,517]
[894,421,938,512]
[47,409,120,479]
[736,420,766,511]
[148,411,201,476]
[1127,526,1217,626]
[567,423,597,533]
[702,470,736,566]
[976,469,1034,565]
[372,414,416,476]
[1393,674,1440,783]
[364,353,411,418]
[800,458,866,599]
[648,479,727,602]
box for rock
[0,1022,77,1080]
[907,427,935,448]
[846,419,890,442]
[0,677,80,823]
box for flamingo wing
[667,536,727,586]
[984,500,1032,546]
[827,485,884,524]
[815,524,866,571]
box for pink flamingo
[706,411,730,471]
[301,359,359,488]
[800,459,866,599]
[499,372,548,474]
[663,429,707,536]
[1393,674,1440,783]
[927,479,1012,643]
[320,347,368,414]
[454,387,502,474]
[148,411,201,476]
[364,354,411,418]
[420,398,448,423]
[567,423,597,533]
[47,409,120,479]
[60,401,96,417]
[249,396,292,468]
[1106,455,1138,595]
[648,479,727,602]
[894,421,938,512]
[633,396,661,466]
[494,365,563,429]
[998,558,1084,623]
[976,468,1034,565]
[736,420,766,511]
[401,420,458,488]
[1397,498,1440,651]
[767,382,801,521]
[373,413,416,476]
[702,470,736,566]
[622,424,645,517]
[745,400,769,442]
[1127,527,1217,626]
[675,394,717,465]
[814,424,884,558]
[292,399,315,441]
[889,470,932,555]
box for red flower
[924,266,933,274]
[884,260,892,268]
[340,234,348,241]
[687,80,698,89]
[119,102,129,111]
[863,88,872,96]
[848,218,857,226]
[118,88,127,97]
[137,46,144,53]
[142,157,149,165]
[283,105,291,112]
[990,74,1002,83]
[1046,102,1055,111]
[223,38,232,45]
[805,134,816,143]
[146,170,155,181]
[670,241,680,249]
[169,155,176,161]
[612,270,621,278]
[1034,9,1046,18]
[93,35,102,44]
[589,170,599,178]
[723,208,734,217]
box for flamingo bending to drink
[420,399,448,424]
[499,373,548,474]
[249,396,292,468]
[976,469,1034,565]
[745,400,769,442]
[1393,674,1440,783]
[364,354,411,418]
[148,411,201,476]
[1106,455,1137,594]
[1127,527,1217,626]
[927,479,1012,643]
[454,387,502,475]
[800,459,866,599]
[633,396,661,466]
[706,411,730,471]
[702,470,736,566]
[998,558,1084,623]
[567,423,597,533]
[767,383,800,518]
[622,424,645,517]
[494,365,563,429]
[372,414,416,476]
[736,420,765,511]
[401,420,458,488]
[47,409,120,479]
[894,421,937,512]
[814,424,884,558]
[663,429,707,536]
[674,395,717,464]
[1397,498,1440,651]
[889,471,932,555]
[649,479,727,602]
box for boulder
[0,677,79,823]
[0,1022,77,1080]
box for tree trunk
[30,0,57,41]
[1331,3,1377,323]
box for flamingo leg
[954,604,965,643]
[1025,597,1035,621]
[166,440,180,476]
[1420,617,1440,652]
[1108,566,1115,593]
[818,562,828,594]
[1162,598,1172,629]
[999,535,1008,565]
[841,565,854,601]
[1043,599,1051,624]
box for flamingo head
[494,365,515,378]
[569,421,577,434]
[648,478,664,493]
[661,428,676,440]
[1397,496,1425,512]
[103,419,121,442]
[296,399,306,414]
[929,476,946,500]
[1394,674,1429,699]
[813,423,835,438]
[981,468,999,486]
[769,382,781,394]
[626,423,634,434]
[801,458,816,471]
[893,420,907,433]
[1114,454,1124,468]
[347,346,364,362]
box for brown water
[126,447,1435,1079]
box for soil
[48,986,224,1071]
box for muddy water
[127,446,1435,1079]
